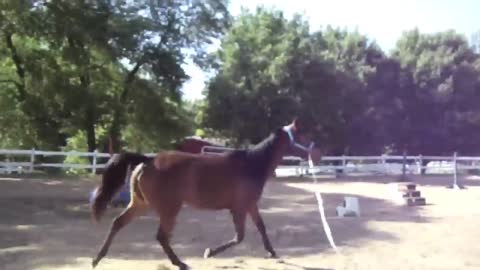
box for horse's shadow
[272,260,335,270]
[213,259,335,270]
[0,176,429,270]
[164,179,430,259]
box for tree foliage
[0,0,230,153]
[2,2,480,158]
[203,8,480,156]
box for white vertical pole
[92,149,97,175]
[453,152,458,188]
[418,155,423,175]
[6,154,11,174]
[448,151,465,189]
[381,154,387,174]
[401,150,407,181]
[30,148,35,173]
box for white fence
[0,149,157,174]
[0,148,479,177]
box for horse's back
[151,150,215,169]
[141,150,234,188]
[139,150,253,210]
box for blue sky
[181,0,479,101]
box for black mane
[229,128,285,180]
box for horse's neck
[265,144,287,176]
[247,139,286,181]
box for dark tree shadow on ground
[0,176,434,270]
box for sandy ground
[1,173,480,270]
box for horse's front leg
[249,204,277,258]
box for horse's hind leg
[204,209,246,258]
[92,201,145,268]
[155,205,187,270]
[249,204,277,258]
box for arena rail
[0,149,157,174]
[0,148,478,179]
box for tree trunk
[5,30,68,148]
[4,31,26,101]
[85,103,96,153]
[108,61,143,152]
[80,73,96,162]
[109,109,123,152]
[85,107,97,156]
[68,33,98,161]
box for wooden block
[401,183,416,188]
[405,197,426,206]
[402,190,421,198]
[397,183,416,191]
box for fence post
[452,152,458,188]
[30,148,35,173]
[340,155,346,176]
[399,150,408,182]
[304,158,309,176]
[91,150,97,175]
[381,154,387,174]
[418,155,423,175]
[6,155,11,174]
[448,151,465,190]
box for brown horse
[90,118,318,269]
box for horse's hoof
[177,262,189,270]
[265,252,278,259]
[203,248,212,258]
[92,258,99,268]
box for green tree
[0,0,230,156]
[306,27,383,155]
[392,29,480,155]
[203,9,384,154]
[203,8,313,146]
[104,0,231,151]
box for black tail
[91,152,152,223]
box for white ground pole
[308,153,339,253]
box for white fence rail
[0,148,479,177]
[0,149,158,174]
